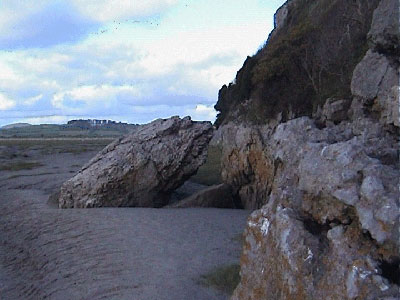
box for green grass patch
[7,172,54,179]
[190,145,222,186]
[0,124,135,138]
[0,138,113,155]
[0,161,43,171]
[198,264,241,295]
[37,139,113,155]
[231,233,245,244]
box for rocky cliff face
[58,116,213,208]
[217,0,399,299]
[215,0,381,126]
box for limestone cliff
[216,0,399,299]
[215,0,380,126]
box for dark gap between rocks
[232,193,244,209]
[303,217,330,236]
[379,258,400,285]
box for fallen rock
[58,116,213,208]
[167,183,235,208]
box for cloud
[0,2,97,49]
[51,85,143,110]
[23,115,72,125]
[0,93,16,110]
[0,20,265,123]
[23,94,43,106]
[0,59,25,91]
[0,0,285,126]
[186,104,217,121]
[0,0,179,49]
[71,0,179,22]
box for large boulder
[58,116,213,208]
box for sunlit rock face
[216,0,400,299]
[58,116,213,208]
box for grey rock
[351,50,393,100]
[58,116,213,208]
[167,183,235,208]
[219,116,398,299]
[351,49,399,127]
[225,1,400,299]
[209,127,223,146]
[377,85,400,127]
[368,0,400,55]
[319,98,351,125]
[274,2,289,30]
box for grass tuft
[199,264,240,295]
[0,161,43,171]
[190,145,222,186]
[231,233,245,244]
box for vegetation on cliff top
[215,0,379,126]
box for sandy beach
[0,144,250,300]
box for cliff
[215,0,381,126]
[215,0,399,299]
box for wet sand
[0,146,250,300]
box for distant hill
[0,120,138,138]
[2,123,32,129]
[67,119,132,129]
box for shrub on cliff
[215,0,379,126]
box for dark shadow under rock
[167,184,236,209]
[169,181,209,205]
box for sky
[0,0,285,126]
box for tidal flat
[0,139,249,300]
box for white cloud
[71,0,178,22]
[23,54,71,74]
[0,59,25,91]
[23,115,72,125]
[0,0,285,126]
[0,1,48,36]
[24,94,43,106]
[0,93,16,110]
[0,1,97,49]
[0,19,268,122]
[186,104,217,121]
[52,85,143,109]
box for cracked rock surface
[217,0,399,298]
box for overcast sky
[0,0,285,126]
